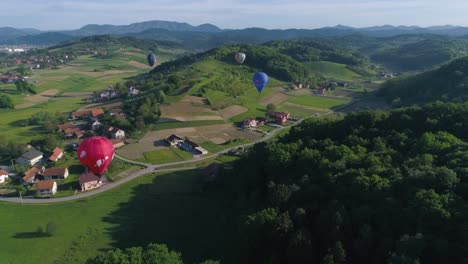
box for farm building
[35,180,57,196]
[166,134,184,146]
[79,172,103,191]
[48,147,64,162]
[17,148,43,166]
[43,167,69,180]
[180,139,208,155]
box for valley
[1,21,467,264]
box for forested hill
[378,56,468,105]
[232,102,468,264]
[264,39,365,66]
[151,44,307,82]
[49,35,185,53]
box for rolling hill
[378,56,468,105]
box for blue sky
[1,0,467,30]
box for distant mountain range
[3,21,468,47]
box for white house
[17,148,43,166]
[109,127,125,139]
[0,169,8,184]
[35,180,57,196]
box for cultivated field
[117,123,263,160]
[14,89,59,109]
[160,95,224,121]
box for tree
[266,103,276,116]
[15,185,26,196]
[157,90,166,103]
[143,243,183,264]
[0,94,14,109]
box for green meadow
[0,169,238,264]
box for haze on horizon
[1,0,468,30]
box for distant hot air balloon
[147,53,157,67]
[235,52,246,64]
[253,72,268,94]
[77,136,115,176]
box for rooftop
[35,180,56,190]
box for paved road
[0,111,332,204]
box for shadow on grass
[101,170,241,263]
[13,232,49,239]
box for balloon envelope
[235,53,246,64]
[77,136,115,175]
[147,53,156,67]
[253,72,268,93]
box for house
[48,147,64,162]
[74,130,85,139]
[22,166,45,184]
[256,118,267,126]
[314,86,328,95]
[17,148,43,165]
[89,119,101,131]
[57,123,74,132]
[111,138,125,149]
[274,112,291,125]
[242,118,258,129]
[79,172,103,191]
[128,86,140,96]
[337,82,348,87]
[64,127,80,138]
[71,108,104,120]
[0,170,8,184]
[291,82,303,90]
[202,163,224,182]
[108,127,125,139]
[35,180,57,196]
[166,134,184,146]
[43,167,69,180]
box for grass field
[139,148,193,164]
[0,169,238,264]
[305,61,363,80]
[287,95,349,109]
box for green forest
[378,56,468,105]
[231,102,468,264]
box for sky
[1,0,468,30]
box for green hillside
[264,39,365,65]
[331,34,468,72]
[378,56,468,105]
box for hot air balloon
[147,53,156,67]
[77,136,115,176]
[235,52,246,64]
[253,72,268,94]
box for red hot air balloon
[77,136,115,176]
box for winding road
[0,111,333,204]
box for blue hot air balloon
[147,53,156,67]
[253,72,268,93]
